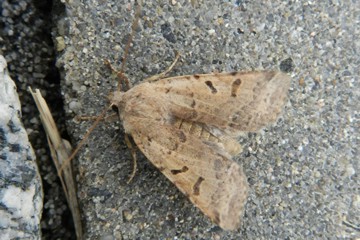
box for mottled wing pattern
[113,71,290,230]
[128,117,248,230]
[153,71,291,136]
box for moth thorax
[173,118,219,142]
[173,118,242,156]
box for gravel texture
[56,0,359,239]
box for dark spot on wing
[147,136,152,142]
[230,72,238,76]
[234,78,242,86]
[191,100,196,108]
[193,177,205,196]
[158,166,165,172]
[171,166,189,175]
[194,74,200,79]
[177,131,187,143]
[205,81,217,94]
[231,78,242,97]
[165,87,172,93]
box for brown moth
[110,71,291,230]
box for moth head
[111,91,126,107]
[108,91,125,118]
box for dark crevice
[1,0,74,239]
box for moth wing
[127,117,248,230]
[154,71,290,136]
[114,70,290,229]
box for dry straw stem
[29,87,83,240]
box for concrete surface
[1,0,358,239]
[56,0,359,239]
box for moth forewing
[111,70,290,230]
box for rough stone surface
[0,0,72,239]
[53,0,359,239]
[0,55,43,239]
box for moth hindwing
[111,71,290,230]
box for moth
[57,4,291,231]
[110,70,291,230]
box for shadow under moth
[110,70,291,230]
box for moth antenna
[117,1,142,92]
[143,50,181,82]
[58,105,112,176]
